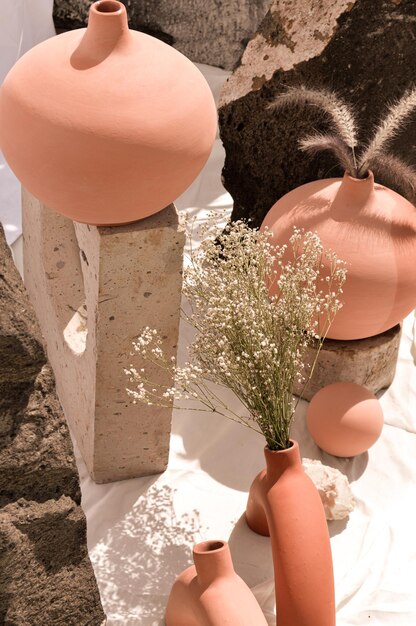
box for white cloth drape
[0,0,55,244]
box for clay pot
[165,540,268,626]
[0,0,217,225]
[246,440,335,626]
[261,171,416,340]
[307,382,384,457]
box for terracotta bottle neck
[71,1,130,69]
[264,440,301,483]
[330,170,375,220]
[193,541,235,588]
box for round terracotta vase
[261,171,416,340]
[307,382,384,457]
[246,440,335,626]
[0,0,217,225]
[165,540,268,625]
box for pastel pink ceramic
[0,0,217,225]
[261,171,416,340]
[246,441,335,626]
[165,540,268,625]
[307,382,384,457]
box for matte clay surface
[166,541,268,625]
[246,442,335,626]
[0,223,105,625]
[307,383,384,458]
[0,1,217,225]
[219,0,416,226]
[262,172,416,340]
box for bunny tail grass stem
[299,133,356,175]
[369,152,416,205]
[358,86,416,176]
[269,86,358,149]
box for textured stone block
[0,498,105,626]
[293,325,401,401]
[219,0,416,225]
[23,190,185,483]
[53,0,270,69]
[0,223,105,625]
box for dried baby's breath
[126,220,346,450]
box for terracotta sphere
[0,0,217,225]
[306,382,384,457]
[261,171,416,340]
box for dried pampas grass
[299,133,355,174]
[269,84,416,203]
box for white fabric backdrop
[1,11,415,622]
[0,0,55,244]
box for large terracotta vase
[165,540,268,625]
[0,0,217,225]
[261,171,416,340]
[246,441,335,626]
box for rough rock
[293,325,401,401]
[0,223,105,625]
[219,0,416,225]
[53,0,270,69]
[303,458,355,521]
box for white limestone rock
[302,458,355,521]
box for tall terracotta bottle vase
[246,441,335,626]
[165,540,268,625]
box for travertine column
[22,190,185,483]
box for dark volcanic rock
[0,224,105,625]
[219,0,416,226]
[53,0,270,69]
[0,498,103,625]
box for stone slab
[53,0,270,69]
[293,325,401,401]
[219,0,416,225]
[0,223,105,625]
[23,190,185,483]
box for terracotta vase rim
[264,439,297,455]
[343,169,374,184]
[193,540,227,556]
[93,0,124,15]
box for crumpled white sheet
[72,66,416,626]
[0,0,55,245]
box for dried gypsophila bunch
[269,85,416,203]
[126,220,346,451]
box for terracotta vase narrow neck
[330,170,375,220]
[264,440,301,483]
[71,1,130,69]
[166,540,268,624]
[193,541,234,588]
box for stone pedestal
[293,325,401,401]
[22,190,185,483]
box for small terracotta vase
[246,440,335,626]
[0,0,217,225]
[261,171,416,340]
[307,382,384,457]
[165,540,268,626]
